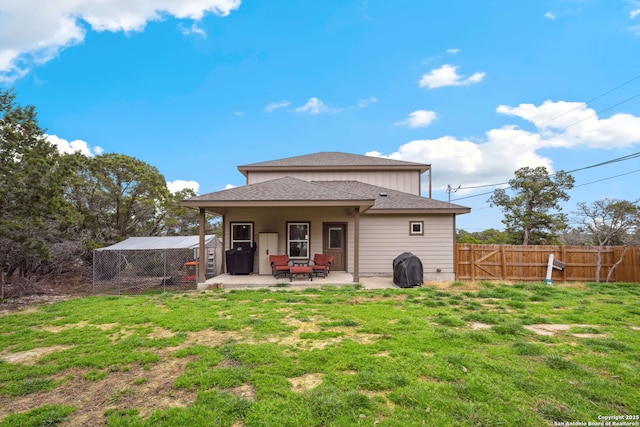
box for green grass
[0,282,639,426]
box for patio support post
[198,208,206,285]
[221,215,226,274]
[354,207,360,283]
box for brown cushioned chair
[269,255,291,278]
[310,253,333,278]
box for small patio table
[290,261,313,282]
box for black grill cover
[393,252,423,287]
[226,244,256,275]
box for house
[181,152,470,284]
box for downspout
[453,214,457,280]
[198,208,206,287]
[354,207,360,283]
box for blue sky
[2,0,640,232]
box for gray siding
[224,208,456,279]
[359,214,456,279]
[246,170,422,195]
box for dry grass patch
[0,356,197,425]
[470,322,492,330]
[227,383,257,400]
[0,345,73,365]
[40,321,119,334]
[288,373,323,392]
[523,324,604,338]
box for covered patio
[201,272,396,290]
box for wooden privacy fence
[456,244,640,283]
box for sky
[2,0,640,232]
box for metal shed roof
[96,235,219,251]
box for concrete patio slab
[200,272,396,291]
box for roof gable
[182,177,469,215]
[238,152,430,175]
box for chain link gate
[93,248,202,295]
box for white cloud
[497,100,640,149]
[233,111,244,116]
[296,97,330,114]
[0,0,242,82]
[167,179,200,194]
[446,48,460,54]
[224,184,237,189]
[631,8,640,19]
[46,134,103,157]
[419,64,486,89]
[394,110,438,128]
[179,22,207,37]
[357,97,377,108]
[372,100,640,191]
[264,100,291,112]
[545,11,557,20]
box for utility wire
[557,92,640,130]
[537,73,640,127]
[454,151,640,192]
[447,75,640,198]
[573,169,640,188]
[452,169,640,202]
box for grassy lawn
[0,281,639,426]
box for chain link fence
[93,248,209,295]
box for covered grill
[392,252,423,288]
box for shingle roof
[238,152,429,172]
[183,176,470,214]
[315,181,470,212]
[185,176,372,202]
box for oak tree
[489,166,574,245]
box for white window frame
[410,221,424,236]
[287,222,310,259]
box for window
[288,222,309,259]
[410,221,424,236]
[231,222,253,248]
[328,227,342,249]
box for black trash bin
[226,244,256,275]
[393,252,423,288]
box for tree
[67,153,170,247]
[0,89,76,298]
[489,166,574,245]
[157,188,221,236]
[457,228,510,244]
[572,198,640,282]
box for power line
[452,168,640,202]
[537,73,640,128]
[557,92,640,131]
[454,150,640,192]
[573,169,640,188]
[447,75,640,197]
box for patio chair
[310,253,333,278]
[269,254,292,278]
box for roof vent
[379,192,387,197]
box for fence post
[92,249,96,295]
[163,249,167,293]
[470,245,475,281]
[117,250,121,295]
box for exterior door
[323,223,346,271]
